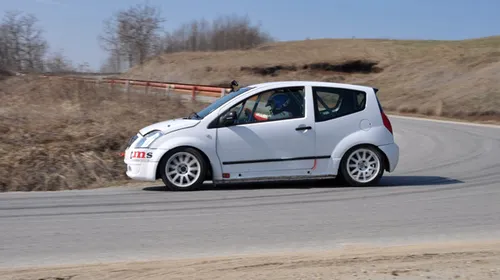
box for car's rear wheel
[159,147,207,191]
[340,145,384,187]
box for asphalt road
[1,116,499,268]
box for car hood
[139,118,200,135]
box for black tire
[158,147,207,191]
[339,145,385,187]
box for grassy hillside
[123,36,500,122]
[0,76,206,191]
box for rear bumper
[378,142,399,172]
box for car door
[215,85,317,179]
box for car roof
[246,81,377,93]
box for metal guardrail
[19,71,122,76]
[38,74,233,100]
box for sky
[1,0,498,71]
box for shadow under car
[142,175,463,192]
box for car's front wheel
[159,147,207,191]
[339,145,384,187]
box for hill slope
[0,76,205,191]
[123,36,500,122]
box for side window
[312,86,366,122]
[218,86,306,126]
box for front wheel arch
[155,145,213,181]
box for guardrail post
[145,82,149,95]
[126,80,130,94]
[221,89,225,97]
[165,84,170,97]
[191,86,196,101]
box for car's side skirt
[222,155,331,165]
[212,174,336,185]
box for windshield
[189,86,254,119]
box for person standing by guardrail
[229,80,240,92]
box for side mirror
[222,111,237,125]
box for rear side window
[312,86,366,122]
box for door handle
[295,126,312,131]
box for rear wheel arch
[335,143,389,186]
[338,143,390,172]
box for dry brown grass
[123,36,500,122]
[0,75,206,192]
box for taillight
[381,110,393,134]
[375,90,393,134]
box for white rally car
[124,81,399,191]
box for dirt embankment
[123,36,500,123]
[1,240,500,280]
[0,68,15,81]
[0,75,206,192]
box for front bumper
[124,148,160,181]
[125,160,159,181]
[378,142,399,172]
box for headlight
[127,134,139,148]
[135,130,164,148]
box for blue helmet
[265,93,290,114]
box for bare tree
[161,14,273,53]
[98,3,165,71]
[99,52,121,73]
[97,9,274,72]
[18,13,48,71]
[0,11,48,72]
[98,17,123,72]
[76,62,91,72]
[44,50,74,72]
[0,11,24,71]
[150,30,167,57]
[0,23,8,70]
